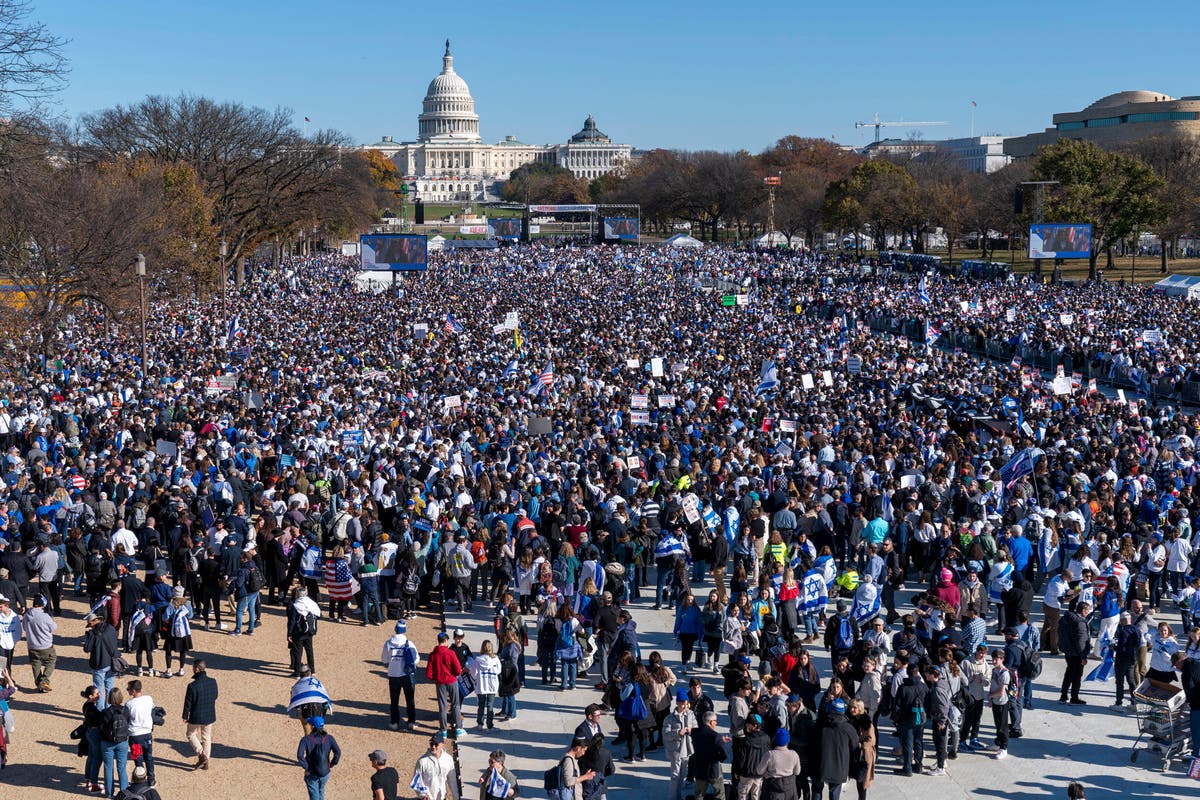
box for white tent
[1152,273,1200,299]
[664,233,704,249]
[755,231,804,248]
[428,235,447,252]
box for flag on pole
[513,328,523,352]
[755,361,778,395]
[998,447,1042,490]
[925,321,941,345]
[527,362,554,396]
[304,116,311,122]
[971,100,977,107]
[443,314,464,335]
[502,358,519,380]
[917,275,931,304]
[225,315,246,347]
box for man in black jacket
[891,664,929,776]
[732,713,771,799]
[1170,652,1200,759]
[1111,612,1141,709]
[593,593,620,689]
[692,711,728,800]
[819,698,860,798]
[182,659,219,770]
[1057,601,1091,705]
[82,613,121,709]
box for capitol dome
[417,40,481,143]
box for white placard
[413,323,429,341]
[801,374,815,390]
[492,323,507,335]
[444,394,462,410]
[1052,376,1072,395]
[779,419,797,433]
[735,294,749,306]
[504,311,520,330]
[821,370,833,387]
[658,394,676,408]
[1142,329,1162,344]
[626,358,640,370]
[651,357,664,377]
[1006,308,1016,322]
[776,441,792,458]
[631,411,650,425]
[1117,389,1128,405]
[847,356,862,374]
[631,393,649,409]
[627,455,641,470]
[1060,313,1074,326]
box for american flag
[537,362,555,387]
[71,474,86,491]
[443,315,464,335]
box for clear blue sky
[32,0,1198,152]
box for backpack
[558,620,575,652]
[86,552,106,578]
[835,616,855,650]
[1017,642,1042,679]
[552,557,568,585]
[245,565,265,594]
[186,549,200,573]
[294,612,318,637]
[101,706,130,742]
[131,502,148,529]
[544,757,572,800]
[402,567,421,595]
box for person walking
[426,631,464,738]
[382,619,420,730]
[182,659,218,770]
[1170,651,1200,759]
[478,749,518,800]
[1111,613,1141,710]
[0,594,21,674]
[288,586,322,677]
[99,686,132,798]
[368,749,401,800]
[890,664,927,776]
[663,689,697,800]
[161,586,193,678]
[126,678,158,788]
[83,612,121,710]
[411,732,458,800]
[692,711,729,800]
[818,698,860,800]
[297,715,341,800]
[22,593,57,691]
[1057,601,1091,705]
[230,546,263,636]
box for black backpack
[1017,642,1042,679]
[101,706,130,743]
[245,565,265,594]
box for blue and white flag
[502,358,519,380]
[755,361,778,395]
[410,771,429,794]
[1085,632,1115,682]
[999,447,1043,490]
[925,320,941,345]
[225,315,246,346]
[917,275,931,304]
[443,314,464,335]
[486,768,511,798]
[800,568,829,614]
[288,675,332,713]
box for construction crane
[855,112,948,143]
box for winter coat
[818,713,860,785]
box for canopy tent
[1152,273,1200,299]
[663,233,704,249]
[427,235,447,252]
[755,232,804,249]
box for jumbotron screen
[604,217,639,241]
[360,234,428,271]
[492,219,522,241]
[1029,224,1091,259]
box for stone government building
[1004,90,1200,157]
[364,41,633,203]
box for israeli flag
[755,361,778,395]
[1085,632,1115,682]
[410,771,429,793]
[502,359,519,380]
[487,768,511,798]
[917,275,931,304]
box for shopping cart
[1129,678,1192,772]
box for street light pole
[135,254,147,376]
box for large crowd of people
[0,241,1198,799]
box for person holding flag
[755,361,778,395]
[411,731,457,800]
[918,274,931,304]
[477,749,517,800]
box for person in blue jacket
[674,592,703,673]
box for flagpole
[970,101,975,138]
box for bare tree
[0,1,67,114]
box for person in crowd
[426,631,464,739]
[297,715,341,800]
[368,749,400,800]
[182,659,218,770]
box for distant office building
[361,41,632,203]
[937,136,1012,173]
[1005,90,1200,158]
[861,138,940,160]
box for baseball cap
[430,732,445,745]
[368,749,387,764]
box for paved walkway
[445,588,1196,800]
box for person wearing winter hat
[297,714,341,800]
[763,726,801,799]
[381,618,420,730]
[664,688,697,800]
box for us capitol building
[364,41,633,204]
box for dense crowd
[0,242,1199,800]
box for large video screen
[604,217,639,241]
[492,219,522,241]
[360,234,428,271]
[1029,224,1091,259]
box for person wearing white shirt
[125,679,158,786]
[110,526,138,558]
[1042,570,1074,655]
[1166,530,1192,600]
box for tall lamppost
[135,254,147,375]
[219,240,228,326]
